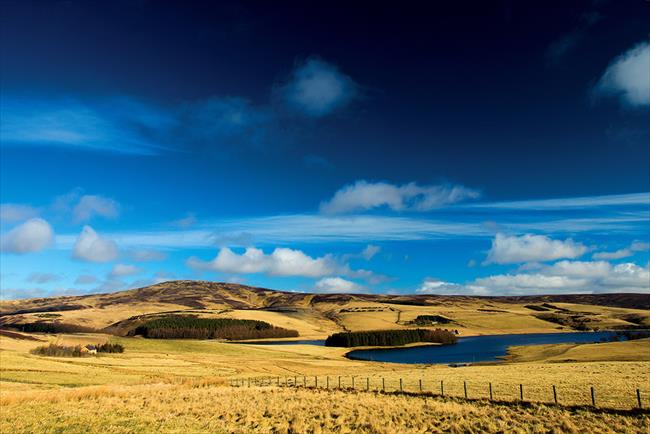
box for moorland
[1,280,649,433]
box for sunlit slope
[1,280,648,337]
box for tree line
[325,328,457,347]
[133,316,299,340]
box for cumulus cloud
[109,263,143,277]
[73,226,119,262]
[187,247,334,277]
[314,277,364,293]
[593,241,650,260]
[26,272,61,284]
[595,42,650,107]
[320,181,480,214]
[1,218,54,254]
[485,233,588,264]
[73,195,120,222]
[471,260,649,295]
[0,204,39,223]
[276,57,359,117]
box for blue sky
[1,1,649,299]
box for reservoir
[346,331,624,364]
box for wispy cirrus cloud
[320,180,480,214]
[546,8,601,63]
[1,58,360,155]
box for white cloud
[73,195,120,222]
[592,240,650,260]
[187,247,334,277]
[314,277,364,293]
[468,192,650,210]
[277,57,358,117]
[485,233,587,264]
[0,204,39,223]
[109,263,142,277]
[1,218,54,254]
[416,278,489,296]
[593,248,633,260]
[466,260,650,295]
[595,42,650,107]
[73,225,119,262]
[320,180,480,214]
[361,244,381,260]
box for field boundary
[231,375,649,413]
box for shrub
[325,328,457,347]
[133,316,299,340]
[96,342,124,353]
[30,343,86,357]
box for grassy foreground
[3,384,649,434]
[1,332,649,432]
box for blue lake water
[346,331,624,364]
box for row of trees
[11,322,97,334]
[325,328,457,347]
[133,316,299,340]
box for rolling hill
[1,280,648,339]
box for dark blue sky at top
[0,0,648,298]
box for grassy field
[3,384,649,434]
[1,330,649,432]
[1,283,649,432]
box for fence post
[489,382,493,400]
[400,378,403,392]
[338,376,341,389]
[637,389,642,409]
[419,379,422,392]
[552,385,557,404]
[248,378,250,387]
[441,380,444,397]
[382,377,385,392]
[303,376,306,387]
[464,381,468,399]
[276,376,279,386]
[315,376,318,388]
[591,386,596,407]
[367,377,370,391]
[520,384,524,401]
[352,376,355,389]
[294,376,297,387]
[326,376,330,389]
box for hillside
[1,280,648,338]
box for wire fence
[230,375,649,411]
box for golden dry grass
[2,384,649,434]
